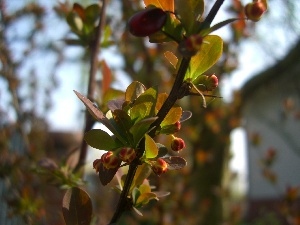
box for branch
[74,0,108,172]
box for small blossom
[101,151,121,169]
[171,136,186,152]
[152,158,168,176]
[119,147,136,163]
[244,1,267,22]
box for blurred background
[0,0,299,224]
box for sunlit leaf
[139,182,152,194]
[136,192,158,207]
[164,51,178,68]
[144,0,174,12]
[145,134,159,159]
[161,105,182,127]
[187,35,223,80]
[98,163,120,185]
[130,87,157,122]
[62,187,92,225]
[125,81,146,102]
[156,93,168,112]
[163,156,187,170]
[84,129,120,150]
[130,163,152,193]
[175,0,204,34]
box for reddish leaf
[163,156,187,170]
[99,163,120,185]
[62,187,92,225]
[100,60,112,96]
[180,111,192,122]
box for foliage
[4,0,299,225]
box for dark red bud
[128,8,167,37]
[245,1,267,22]
[171,137,186,151]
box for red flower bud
[171,136,186,151]
[206,74,218,91]
[119,147,136,163]
[93,158,102,173]
[179,34,203,57]
[101,151,121,169]
[128,7,167,37]
[244,1,267,22]
[152,158,168,175]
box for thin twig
[74,0,108,172]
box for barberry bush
[59,0,268,224]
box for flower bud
[93,158,102,173]
[160,121,181,135]
[152,158,168,175]
[119,147,136,163]
[128,7,167,37]
[244,1,267,22]
[178,34,203,57]
[206,74,218,91]
[101,151,121,169]
[171,136,186,151]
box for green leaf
[130,87,158,122]
[175,0,204,34]
[62,187,92,225]
[84,129,120,150]
[130,117,157,146]
[144,134,159,159]
[85,4,100,24]
[187,35,223,80]
[112,109,134,144]
[132,187,141,206]
[199,18,241,36]
[125,81,146,102]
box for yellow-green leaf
[187,35,223,80]
[145,134,158,159]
